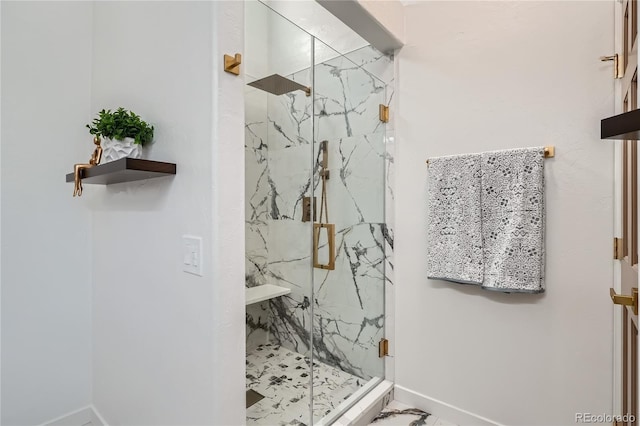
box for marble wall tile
[246,87,272,352]
[267,70,313,152]
[246,224,268,286]
[266,167,312,221]
[318,134,386,226]
[246,90,270,224]
[246,302,271,353]
[264,220,313,357]
[269,293,312,357]
[312,223,386,380]
[344,45,394,88]
[313,59,385,142]
[266,221,313,292]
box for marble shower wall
[245,45,394,380]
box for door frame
[613,0,640,418]
[614,0,624,414]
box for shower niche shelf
[65,158,176,185]
[246,284,291,305]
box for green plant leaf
[86,107,154,145]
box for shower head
[247,74,311,96]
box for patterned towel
[426,154,484,284]
[480,147,545,293]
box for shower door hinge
[614,237,624,260]
[379,104,389,123]
[378,338,389,358]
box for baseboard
[42,405,108,426]
[394,385,502,426]
[42,406,93,426]
[90,405,109,426]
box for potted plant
[86,107,154,163]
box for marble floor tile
[247,343,362,425]
[369,401,444,426]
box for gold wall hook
[224,53,242,75]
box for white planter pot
[101,137,142,163]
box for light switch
[182,235,203,276]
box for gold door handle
[600,54,623,79]
[610,288,638,315]
[313,223,335,270]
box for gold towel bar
[425,146,555,166]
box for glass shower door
[311,39,388,423]
[245,2,391,423]
[244,2,315,424]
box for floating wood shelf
[65,158,176,185]
[246,284,291,306]
[601,109,640,140]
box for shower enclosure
[245,2,393,423]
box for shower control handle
[302,197,316,222]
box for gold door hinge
[379,104,389,123]
[614,237,624,260]
[600,54,624,79]
[378,338,389,358]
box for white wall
[90,2,245,424]
[210,1,246,423]
[1,2,94,424]
[394,2,614,424]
